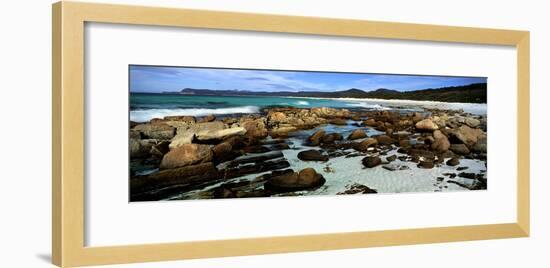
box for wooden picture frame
[52,1,530,267]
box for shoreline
[129,105,487,202]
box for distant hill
[164,83,487,103]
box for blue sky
[129,65,486,93]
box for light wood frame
[52,1,530,267]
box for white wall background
[0,0,547,267]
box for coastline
[129,103,487,202]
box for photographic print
[129,65,487,202]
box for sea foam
[130,106,260,122]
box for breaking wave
[130,106,260,122]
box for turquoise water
[130,93,363,122]
[129,93,486,122]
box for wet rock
[465,117,481,128]
[443,172,457,178]
[472,136,487,153]
[431,130,450,152]
[164,115,196,124]
[160,144,213,169]
[386,155,397,162]
[321,133,343,144]
[337,183,377,194]
[150,141,170,157]
[224,159,290,179]
[363,118,378,127]
[407,149,436,161]
[458,172,476,179]
[362,156,382,168]
[242,145,270,154]
[130,162,220,201]
[382,164,410,171]
[452,125,484,146]
[129,130,141,139]
[198,114,216,123]
[297,150,329,161]
[348,129,367,140]
[264,168,326,192]
[398,139,411,148]
[241,119,268,139]
[308,129,326,146]
[270,126,297,138]
[374,135,394,145]
[415,119,439,131]
[329,118,348,125]
[134,123,176,140]
[417,160,434,169]
[129,139,157,158]
[450,143,470,155]
[457,166,469,171]
[228,151,284,167]
[212,142,234,162]
[355,138,378,152]
[446,157,460,166]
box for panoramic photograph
[129,65,488,202]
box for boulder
[169,132,194,149]
[355,138,378,152]
[134,123,175,140]
[348,129,367,140]
[321,133,343,144]
[431,130,450,152]
[129,139,157,158]
[446,157,460,166]
[386,155,397,162]
[329,118,348,125]
[398,139,411,148]
[297,150,329,161]
[374,135,394,145]
[308,129,326,146]
[241,119,268,139]
[196,126,247,141]
[450,143,470,155]
[465,117,481,128]
[415,119,439,131]
[452,125,484,146]
[264,168,326,192]
[270,126,297,138]
[160,144,213,169]
[198,114,216,123]
[363,118,378,127]
[212,142,233,162]
[417,160,434,169]
[362,156,382,168]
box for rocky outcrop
[431,130,450,152]
[133,123,175,140]
[264,168,326,192]
[160,144,213,169]
[415,119,439,131]
[297,150,329,161]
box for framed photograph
[52,1,530,267]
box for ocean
[129,93,487,122]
